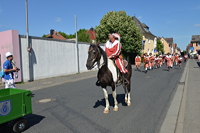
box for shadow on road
[0,114,45,133]
[93,94,127,109]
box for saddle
[110,58,129,86]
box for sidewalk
[176,59,200,133]
[0,70,97,90]
[160,59,200,133]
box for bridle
[89,45,105,69]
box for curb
[160,60,189,133]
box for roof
[191,35,200,42]
[165,38,173,46]
[132,16,156,37]
[46,30,66,40]
[87,28,96,40]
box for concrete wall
[19,35,98,82]
[0,30,104,82]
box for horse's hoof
[103,110,109,114]
[125,99,128,103]
[127,103,131,106]
[113,107,118,111]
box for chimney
[50,29,54,38]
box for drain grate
[35,98,56,103]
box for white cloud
[55,17,62,22]
[138,16,142,19]
[194,24,200,27]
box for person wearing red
[105,32,129,84]
[149,53,155,70]
[175,53,179,66]
[165,53,173,71]
[178,55,183,68]
[143,53,149,74]
[135,54,141,71]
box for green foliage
[58,30,90,42]
[156,40,164,54]
[77,29,91,43]
[95,11,142,55]
[42,34,47,37]
[58,31,75,39]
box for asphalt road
[1,63,186,133]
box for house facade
[133,17,157,55]
[165,38,174,54]
[157,37,170,54]
[189,35,200,52]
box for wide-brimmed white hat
[5,52,13,58]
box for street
[1,63,186,133]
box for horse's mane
[97,45,108,67]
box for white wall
[19,35,101,82]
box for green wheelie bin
[0,88,32,133]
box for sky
[0,0,200,50]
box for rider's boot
[96,80,101,86]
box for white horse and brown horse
[86,42,132,113]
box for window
[154,38,157,45]
[144,28,149,32]
[197,42,200,47]
[148,37,150,43]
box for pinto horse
[86,42,132,113]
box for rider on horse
[96,31,129,86]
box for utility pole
[75,15,80,73]
[25,0,30,81]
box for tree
[42,29,92,43]
[58,31,75,39]
[156,40,164,54]
[42,34,47,37]
[95,11,142,57]
[59,29,90,42]
[77,29,90,43]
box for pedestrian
[165,53,172,71]
[197,51,200,67]
[3,52,20,88]
[175,53,179,65]
[143,53,149,74]
[149,53,155,70]
[178,55,183,68]
[135,54,141,71]
[154,55,159,68]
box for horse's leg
[112,84,118,111]
[102,88,110,113]
[124,85,128,103]
[124,78,131,106]
[126,83,131,106]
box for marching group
[135,53,188,74]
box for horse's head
[86,42,101,70]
